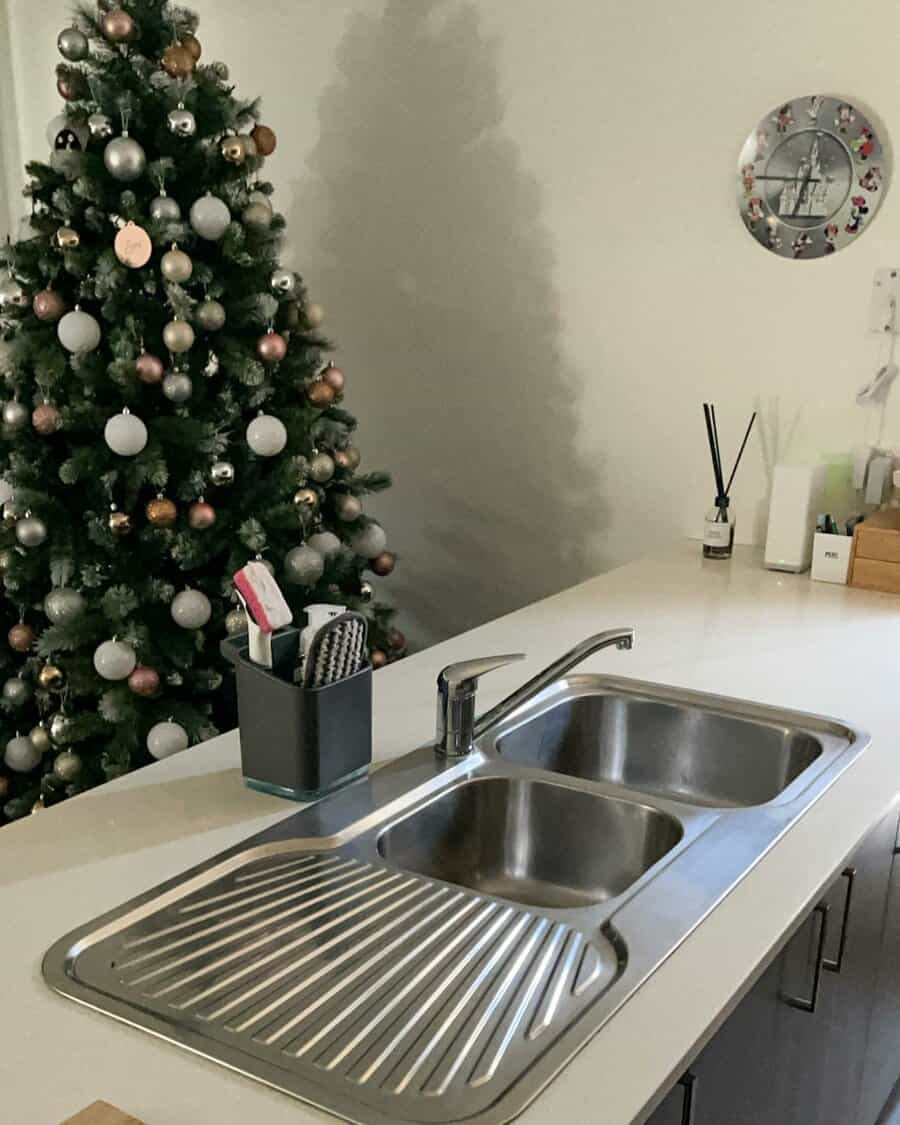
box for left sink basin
[377,776,683,909]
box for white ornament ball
[285,545,325,586]
[147,721,189,760]
[171,589,212,629]
[5,735,41,773]
[93,639,137,681]
[58,308,101,354]
[15,515,47,548]
[190,193,231,240]
[308,531,342,559]
[350,523,388,558]
[246,414,287,457]
[104,410,148,456]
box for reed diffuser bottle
[701,404,756,562]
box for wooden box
[848,509,900,593]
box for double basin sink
[43,674,865,1125]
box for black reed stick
[724,411,758,496]
[703,404,725,499]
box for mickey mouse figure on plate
[738,95,889,259]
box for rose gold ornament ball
[323,366,345,394]
[257,331,287,364]
[370,550,396,577]
[101,9,135,42]
[128,664,160,697]
[8,623,34,652]
[32,403,61,435]
[188,500,217,530]
[33,289,66,323]
[370,649,388,669]
[136,352,164,384]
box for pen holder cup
[221,629,372,802]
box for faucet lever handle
[438,653,526,696]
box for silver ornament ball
[0,276,28,314]
[58,27,89,61]
[104,410,147,456]
[271,268,296,297]
[87,112,114,141]
[104,135,147,182]
[195,299,226,332]
[3,677,32,707]
[16,515,47,548]
[5,735,41,773]
[225,608,247,635]
[162,372,193,403]
[171,589,212,630]
[167,106,197,137]
[210,461,235,487]
[44,587,86,625]
[49,712,74,746]
[147,721,189,760]
[149,194,181,222]
[2,400,29,430]
[242,202,272,229]
[285,545,325,587]
[190,193,231,241]
[93,639,137,681]
[163,318,195,353]
[308,530,342,559]
[350,523,388,559]
[53,750,82,782]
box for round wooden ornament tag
[114,222,152,269]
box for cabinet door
[773,808,896,1125]
[859,816,900,1123]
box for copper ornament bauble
[32,403,61,435]
[307,380,336,408]
[39,663,66,690]
[333,448,352,471]
[55,226,80,250]
[257,331,287,364]
[57,67,87,101]
[33,288,66,322]
[101,9,135,41]
[162,43,194,78]
[188,500,216,530]
[136,351,164,384]
[181,34,202,61]
[250,124,277,157]
[221,135,246,165]
[344,445,362,471]
[293,488,319,511]
[323,365,345,394]
[8,623,34,653]
[108,509,132,536]
[128,664,160,697]
[371,550,396,577]
[146,497,177,528]
[370,649,388,669]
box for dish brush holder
[221,628,372,801]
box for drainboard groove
[233,853,330,885]
[175,856,355,917]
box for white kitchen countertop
[3,542,900,1125]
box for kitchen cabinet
[645,806,900,1125]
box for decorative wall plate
[738,95,889,259]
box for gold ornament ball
[221,135,246,165]
[371,550,396,577]
[33,288,66,322]
[307,380,336,409]
[306,302,325,328]
[108,509,132,536]
[370,649,388,669]
[56,226,80,250]
[293,487,319,511]
[146,497,177,528]
[8,623,34,652]
[0,549,13,574]
[101,8,135,41]
[323,365,345,394]
[29,725,51,755]
[39,663,65,690]
[345,445,362,471]
[163,318,195,353]
[188,500,216,530]
[162,43,195,78]
[251,124,277,157]
[181,34,202,61]
[161,246,193,283]
[225,608,246,635]
[32,403,61,435]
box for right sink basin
[495,687,823,808]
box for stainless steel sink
[42,674,867,1125]
[378,776,683,908]
[495,680,824,808]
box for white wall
[7,0,900,646]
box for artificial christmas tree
[0,1,402,823]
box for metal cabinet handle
[823,867,855,974]
[678,1071,697,1125]
[784,902,830,1013]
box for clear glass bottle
[703,499,735,559]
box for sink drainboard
[60,847,619,1123]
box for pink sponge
[234,562,293,633]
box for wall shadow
[292,0,605,647]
